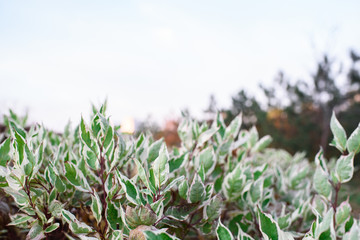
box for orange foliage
[155,119,181,147]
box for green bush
[0,103,359,239]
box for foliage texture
[0,103,360,240]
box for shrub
[0,103,359,239]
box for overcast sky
[1,0,359,131]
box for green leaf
[80,117,93,150]
[330,112,347,152]
[224,113,242,139]
[85,150,98,170]
[178,180,188,199]
[136,133,145,148]
[215,112,226,139]
[201,222,212,235]
[9,121,26,139]
[205,195,222,221]
[258,210,278,240]
[117,172,140,205]
[0,138,11,166]
[24,144,35,176]
[214,174,224,193]
[237,224,255,240]
[169,153,188,173]
[149,168,156,192]
[106,201,124,230]
[315,149,328,172]
[124,180,139,204]
[197,147,216,175]
[150,199,164,217]
[91,190,102,223]
[91,114,101,138]
[188,174,205,203]
[64,162,90,192]
[248,126,259,148]
[165,203,197,221]
[62,209,93,234]
[313,167,332,199]
[110,230,124,240]
[45,166,56,185]
[136,137,148,163]
[289,164,309,188]
[3,188,28,205]
[343,224,359,240]
[253,164,268,180]
[144,230,180,240]
[151,143,169,188]
[198,164,205,182]
[250,178,263,203]
[313,195,327,217]
[192,121,200,139]
[49,188,57,204]
[103,126,114,150]
[196,127,219,148]
[33,142,44,175]
[218,139,233,157]
[34,207,47,225]
[347,123,360,154]
[204,184,213,202]
[64,162,81,186]
[315,208,334,239]
[251,135,272,153]
[345,216,354,232]
[336,200,351,226]
[162,176,185,194]
[278,214,291,230]
[8,215,34,226]
[125,205,157,229]
[318,229,331,240]
[49,200,63,218]
[45,223,60,233]
[335,153,354,183]
[178,118,194,149]
[134,158,155,194]
[148,138,163,163]
[26,222,45,240]
[12,127,26,166]
[55,176,66,193]
[222,164,246,200]
[216,220,234,240]
[6,171,24,191]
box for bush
[0,103,359,240]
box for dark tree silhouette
[223,50,360,159]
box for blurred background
[1,0,360,160]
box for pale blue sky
[1,0,359,130]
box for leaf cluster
[0,104,360,240]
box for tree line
[217,50,360,159]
